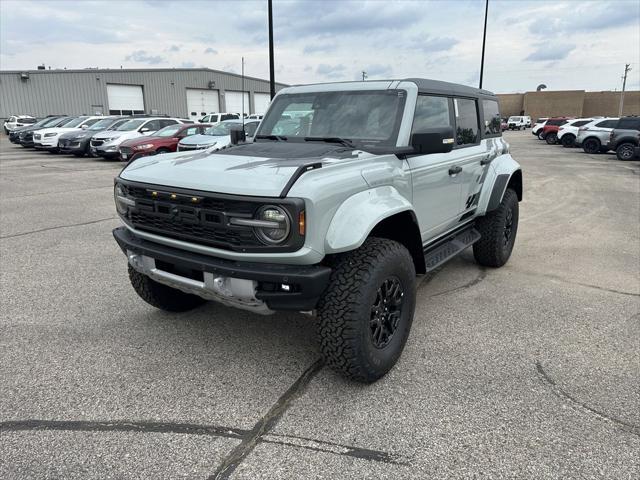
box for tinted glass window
[184,127,199,136]
[155,125,182,137]
[596,119,618,128]
[618,118,640,130]
[573,120,590,127]
[159,119,177,128]
[143,120,161,131]
[482,99,501,135]
[8,116,16,122]
[454,98,479,145]
[205,122,239,136]
[201,115,209,122]
[64,117,90,128]
[411,96,451,134]
[82,118,101,127]
[21,118,37,124]
[116,119,145,131]
[244,121,259,137]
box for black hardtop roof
[403,78,496,98]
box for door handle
[448,166,462,175]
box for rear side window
[143,120,161,131]
[482,99,501,136]
[82,118,101,127]
[596,119,618,128]
[617,117,640,130]
[184,127,199,136]
[411,96,451,134]
[454,98,479,145]
[244,121,259,137]
[572,120,590,127]
[159,119,177,128]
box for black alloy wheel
[370,276,404,349]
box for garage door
[254,93,272,115]
[186,89,220,122]
[225,91,250,115]
[107,84,144,115]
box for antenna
[241,56,245,132]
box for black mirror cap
[410,126,455,154]
[230,127,247,145]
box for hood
[35,127,79,136]
[92,130,128,140]
[121,135,164,147]
[120,141,355,197]
[179,134,227,146]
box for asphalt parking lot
[1,131,638,479]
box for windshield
[154,125,182,137]
[257,90,406,146]
[89,118,117,130]
[205,122,239,136]
[56,117,79,127]
[107,119,130,130]
[61,117,89,128]
[115,119,145,131]
[32,117,56,127]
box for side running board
[423,227,481,272]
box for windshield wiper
[255,134,288,141]
[304,137,357,149]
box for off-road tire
[582,137,601,154]
[128,265,206,312]
[473,188,519,268]
[616,142,636,161]
[316,238,416,383]
[561,134,575,147]
[545,133,558,145]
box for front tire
[582,137,601,154]
[128,265,207,312]
[616,142,636,161]
[317,238,416,383]
[473,188,519,268]
[545,133,558,145]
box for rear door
[407,95,463,241]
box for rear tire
[616,142,636,161]
[582,137,601,154]
[128,265,207,312]
[317,238,416,383]
[545,133,558,145]
[155,148,171,155]
[473,188,519,268]
[561,134,575,147]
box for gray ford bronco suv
[113,79,522,383]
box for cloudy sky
[1,0,638,93]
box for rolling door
[186,89,220,121]
[254,93,271,115]
[107,84,144,115]
[225,91,250,115]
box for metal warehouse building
[0,68,287,121]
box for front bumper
[59,138,89,154]
[93,143,120,158]
[113,226,332,312]
[34,137,60,150]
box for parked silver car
[575,118,619,154]
[177,119,260,151]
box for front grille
[120,183,265,250]
[59,139,70,148]
[91,139,104,147]
[33,134,41,140]
[177,144,201,151]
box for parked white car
[247,114,263,120]
[557,118,599,147]
[90,117,187,158]
[507,116,529,130]
[32,116,104,152]
[531,117,548,136]
[198,113,240,124]
[4,115,37,133]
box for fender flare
[478,154,522,214]
[325,186,415,253]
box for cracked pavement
[1,131,639,479]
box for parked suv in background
[90,117,186,159]
[4,115,36,133]
[119,123,210,161]
[113,79,522,383]
[609,116,640,161]
[557,118,597,147]
[199,113,240,124]
[531,117,548,136]
[177,119,260,151]
[575,118,619,154]
[33,116,104,152]
[58,117,127,156]
[539,117,572,143]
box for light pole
[479,0,489,89]
[268,0,275,99]
[619,63,631,116]
[362,71,367,81]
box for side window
[573,120,590,127]
[8,116,16,122]
[244,122,259,137]
[190,111,197,117]
[83,118,101,127]
[411,95,451,134]
[143,120,161,131]
[482,99,501,136]
[201,115,210,122]
[618,118,640,130]
[454,98,479,145]
[184,127,198,136]
[596,120,616,128]
[159,119,177,128]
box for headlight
[254,205,291,244]
[114,184,135,215]
[44,133,57,138]
[134,144,154,150]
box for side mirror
[230,127,246,145]
[81,124,89,130]
[139,127,150,133]
[410,126,455,154]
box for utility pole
[241,57,245,129]
[268,0,275,99]
[362,71,367,81]
[619,63,631,116]
[479,0,489,89]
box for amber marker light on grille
[191,197,199,203]
[170,193,177,200]
[298,211,305,235]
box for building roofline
[0,67,288,87]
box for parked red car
[118,123,210,162]
[539,117,573,144]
